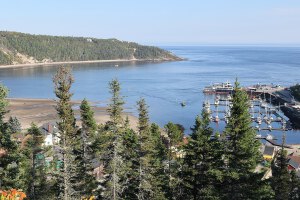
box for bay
[1,46,300,143]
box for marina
[202,82,297,133]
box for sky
[1,0,300,45]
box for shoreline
[0,58,181,69]
[6,97,138,130]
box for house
[40,122,60,146]
[288,155,300,171]
[263,145,276,161]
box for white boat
[268,125,272,131]
[256,116,262,125]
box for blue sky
[1,0,300,45]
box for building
[263,145,276,161]
[40,122,60,146]
[288,155,300,171]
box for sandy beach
[0,59,140,69]
[6,98,138,130]
[0,58,179,69]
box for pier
[203,82,300,131]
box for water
[1,46,300,143]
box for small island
[0,31,182,67]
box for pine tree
[53,66,84,199]
[182,110,223,200]
[271,135,291,200]
[79,98,97,197]
[0,83,20,189]
[19,123,47,200]
[223,80,267,199]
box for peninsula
[0,31,182,66]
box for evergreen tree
[101,79,126,200]
[223,80,268,199]
[53,66,84,199]
[164,122,184,199]
[289,170,300,200]
[107,79,124,127]
[137,98,167,200]
[7,116,22,134]
[271,135,291,200]
[79,98,97,197]
[0,84,20,189]
[182,110,223,200]
[120,126,140,200]
[19,123,47,200]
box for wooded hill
[0,31,181,65]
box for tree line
[290,84,300,102]
[1,66,300,199]
[0,31,180,65]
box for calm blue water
[1,46,300,143]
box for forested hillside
[291,84,300,101]
[0,31,180,65]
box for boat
[214,115,219,123]
[256,116,262,125]
[203,81,234,94]
[180,101,186,107]
[268,125,272,131]
[214,99,220,106]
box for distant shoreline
[0,58,181,69]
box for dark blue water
[1,46,300,143]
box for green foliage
[137,98,168,200]
[80,98,97,135]
[182,110,224,200]
[0,31,180,65]
[0,50,12,65]
[271,136,291,200]
[7,116,22,134]
[290,170,300,200]
[99,79,128,199]
[0,84,20,189]
[1,73,295,200]
[18,123,47,200]
[0,84,9,123]
[79,98,97,197]
[53,66,89,199]
[290,84,300,102]
[107,79,124,127]
[223,80,270,199]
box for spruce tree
[164,122,184,199]
[7,116,22,134]
[182,110,223,200]
[271,135,291,200]
[120,125,140,200]
[223,80,267,199]
[53,66,84,199]
[289,170,300,200]
[0,84,20,189]
[137,98,167,200]
[19,123,47,200]
[101,79,126,199]
[79,98,97,197]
